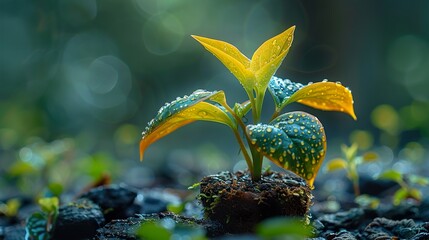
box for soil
[199,170,312,234]
[1,171,428,239]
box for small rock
[141,189,181,214]
[364,217,428,240]
[79,184,138,221]
[318,208,365,230]
[377,201,419,220]
[51,199,105,240]
[325,230,358,240]
[2,225,26,240]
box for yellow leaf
[287,81,357,120]
[140,102,234,160]
[362,152,378,162]
[192,35,254,92]
[326,158,348,172]
[251,26,295,90]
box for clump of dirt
[199,170,313,234]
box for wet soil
[199,170,312,234]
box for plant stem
[222,103,254,174]
[352,177,360,196]
[231,127,253,175]
[250,148,263,181]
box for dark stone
[325,230,357,240]
[317,208,366,230]
[141,190,180,214]
[79,184,138,221]
[364,218,428,240]
[51,199,105,240]
[2,225,26,240]
[418,199,429,221]
[411,232,429,240]
[199,170,312,235]
[377,201,419,220]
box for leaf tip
[350,109,357,121]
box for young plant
[140,26,356,188]
[377,169,429,205]
[325,143,378,196]
[26,197,59,240]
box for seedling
[377,169,429,205]
[325,143,378,196]
[26,197,59,240]
[140,26,356,188]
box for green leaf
[192,35,254,92]
[408,174,429,186]
[325,158,348,172]
[26,212,50,240]
[38,197,59,214]
[355,194,380,209]
[140,90,235,160]
[0,198,20,217]
[167,203,185,214]
[342,143,358,161]
[46,182,64,198]
[408,188,422,201]
[246,111,326,188]
[268,76,304,109]
[378,169,403,183]
[286,81,357,120]
[393,188,408,206]
[256,217,313,239]
[136,221,172,240]
[251,26,295,93]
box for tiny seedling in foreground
[325,143,378,196]
[140,26,356,188]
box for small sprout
[377,169,428,205]
[140,27,356,188]
[355,194,380,209]
[26,197,59,240]
[325,143,378,196]
[188,182,201,190]
[0,198,21,218]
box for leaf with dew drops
[268,76,305,110]
[192,35,254,93]
[284,81,357,120]
[246,111,326,188]
[251,26,295,93]
[140,90,235,160]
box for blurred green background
[1,0,428,197]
